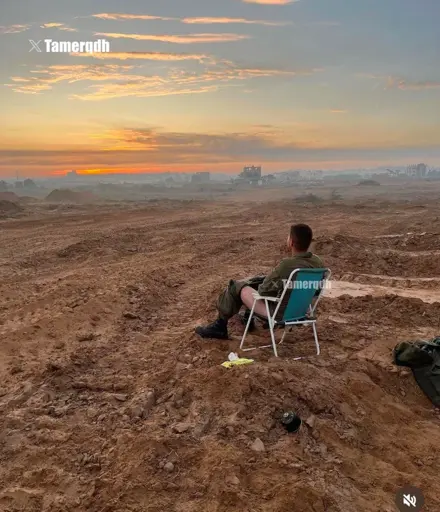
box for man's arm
[257,261,286,297]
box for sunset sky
[1,0,440,177]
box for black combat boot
[195,318,229,340]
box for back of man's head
[290,224,313,252]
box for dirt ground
[0,184,440,512]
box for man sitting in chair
[195,224,323,340]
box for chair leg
[240,299,256,350]
[241,299,278,356]
[312,322,320,356]
[267,306,279,357]
[280,328,288,345]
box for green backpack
[393,337,440,407]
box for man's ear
[287,235,294,249]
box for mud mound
[337,272,440,290]
[315,234,371,254]
[0,191,20,202]
[324,294,440,326]
[19,196,40,204]
[45,189,96,203]
[56,232,147,261]
[316,235,440,277]
[56,239,112,260]
[378,232,440,252]
[0,199,23,217]
[314,232,440,254]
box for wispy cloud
[92,12,289,26]
[7,57,317,100]
[94,32,250,43]
[330,109,348,114]
[72,84,220,101]
[386,76,440,91]
[41,22,78,32]
[72,65,317,101]
[182,17,289,26]
[41,22,64,28]
[73,51,207,61]
[6,64,139,95]
[0,24,30,34]
[363,74,440,91]
[92,13,176,21]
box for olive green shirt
[258,252,324,297]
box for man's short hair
[290,224,313,251]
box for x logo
[29,40,42,52]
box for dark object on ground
[240,309,270,331]
[281,411,302,433]
[239,309,256,332]
[195,318,229,340]
[393,337,440,407]
[294,193,321,203]
[357,179,380,186]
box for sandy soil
[0,191,440,512]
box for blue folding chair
[239,268,331,358]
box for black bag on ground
[393,337,440,407]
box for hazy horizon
[1,0,439,177]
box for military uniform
[216,252,324,320]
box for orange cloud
[0,24,30,34]
[41,22,78,32]
[7,57,318,100]
[6,125,438,178]
[330,109,348,114]
[92,12,289,26]
[72,84,219,101]
[94,32,250,43]
[182,17,289,26]
[92,13,176,21]
[73,51,207,61]
[41,22,64,28]
[72,66,316,101]
[6,64,140,94]
[59,26,78,32]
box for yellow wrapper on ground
[221,358,254,368]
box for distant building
[23,178,37,189]
[191,172,211,184]
[406,163,427,178]
[239,165,262,184]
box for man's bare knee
[240,286,268,317]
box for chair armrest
[252,292,280,302]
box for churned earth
[0,191,439,512]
